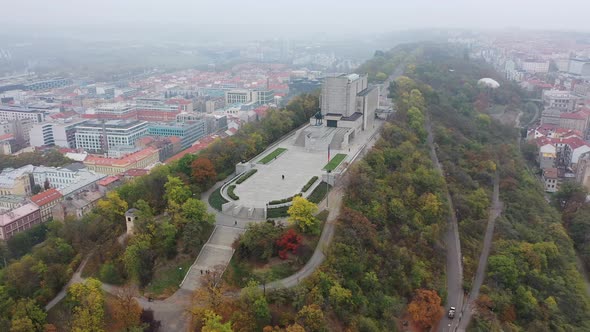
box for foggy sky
[3,0,589,37]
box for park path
[456,173,502,331]
[44,254,91,311]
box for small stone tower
[125,208,138,236]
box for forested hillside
[406,44,590,331]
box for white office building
[30,118,87,148]
[75,120,149,153]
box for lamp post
[326,170,331,208]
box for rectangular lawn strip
[209,186,228,211]
[308,182,331,204]
[236,169,258,184]
[267,205,290,218]
[259,148,287,164]
[323,153,347,171]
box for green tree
[97,191,129,221]
[288,196,320,234]
[67,278,105,332]
[240,281,271,328]
[123,234,154,286]
[202,310,232,332]
[296,304,326,332]
[164,175,191,206]
[10,298,46,332]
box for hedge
[259,148,287,164]
[236,169,258,184]
[267,205,290,218]
[308,181,331,204]
[268,193,302,206]
[227,185,239,200]
[301,176,319,192]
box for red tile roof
[123,169,149,177]
[560,112,586,120]
[30,189,63,206]
[98,175,121,186]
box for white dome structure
[478,78,500,89]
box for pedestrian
[234,220,237,226]
[200,269,203,275]
[282,174,285,180]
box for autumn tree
[276,229,302,259]
[407,289,442,329]
[67,278,105,332]
[111,286,142,331]
[296,304,326,332]
[191,158,217,188]
[288,196,319,234]
[240,281,271,328]
[10,298,46,332]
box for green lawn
[308,182,331,204]
[144,255,194,298]
[323,153,347,171]
[259,148,287,164]
[267,205,290,218]
[209,187,228,211]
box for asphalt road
[426,117,465,332]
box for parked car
[448,306,456,319]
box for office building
[148,120,207,150]
[30,118,87,148]
[225,90,258,105]
[75,120,149,153]
[542,90,580,112]
[23,78,73,91]
[0,105,45,123]
[568,58,590,76]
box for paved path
[457,173,502,332]
[45,254,91,311]
[426,116,464,332]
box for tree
[237,222,282,262]
[407,289,442,329]
[10,298,46,332]
[164,175,191,206]
[296,304,326,332]
[97,191,128,221]
[288,196,319,234]
[182,198,215,227]
[202,310,232,332]
[111,286,142,331]
[240,281,271,328]
[123,234,154,286]
[67,278,105,332]
[276,229,302,259]
[191,158,217,188]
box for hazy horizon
[2,0,590,40]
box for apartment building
[0,203,42,240]
[75,120,149,153]
[30,189,63,222]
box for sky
[2,0,589,37]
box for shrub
[228,185,239,200]
[301,176,319,192]
[268,193,302,206]
[99,262,122,284]
[236,169,258,184]
[276,229,302,259]
[308,182,331,204]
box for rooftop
[0,203,39,226]
[84,147,158,167]
[30,189,63,206]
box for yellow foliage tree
[288,196,319,234]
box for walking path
[45,255,91,311]
[457,173,502,331]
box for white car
[448,306,456,319]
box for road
[426,117,464,332]
[457,173,502,331]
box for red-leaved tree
[276,229,302,259]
